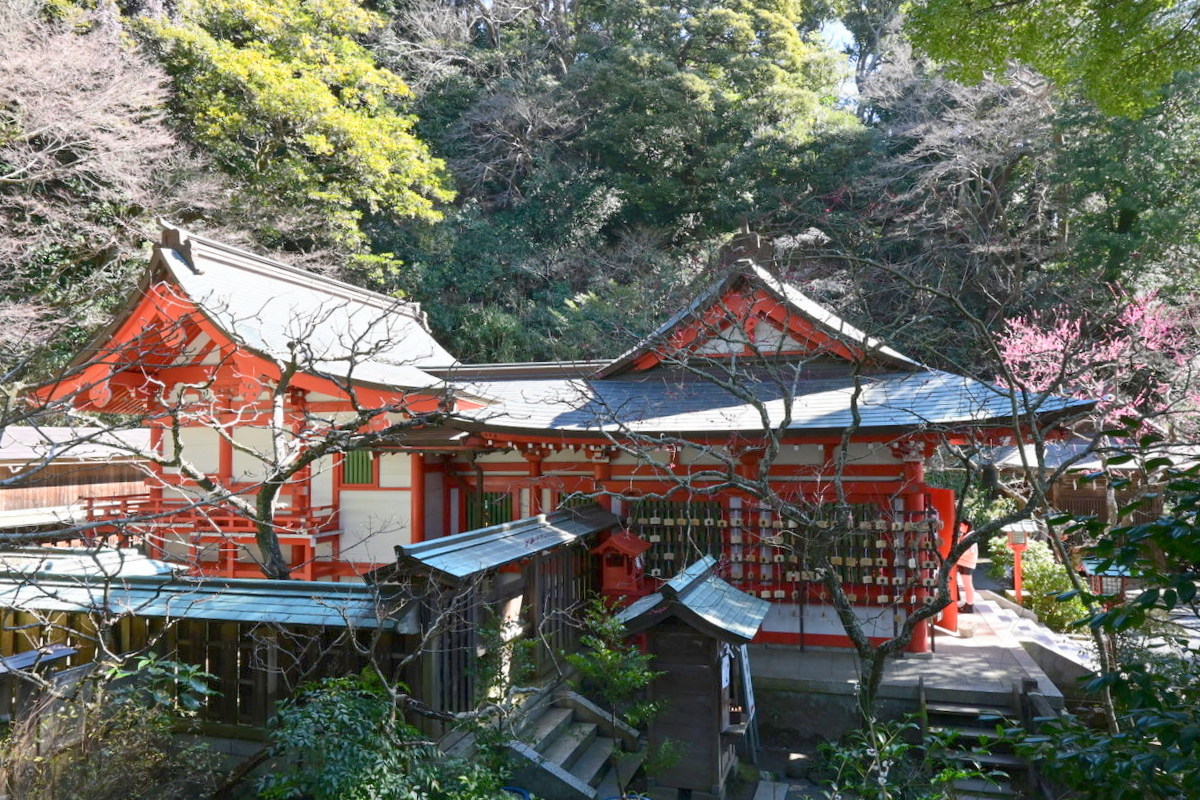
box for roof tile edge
[158,221,437,335]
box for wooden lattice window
[342,450,376,486]
[557,492,597,510]
[466,491,513,529]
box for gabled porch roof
[617,555,770,643]
[392,505,618,582]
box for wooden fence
[0,607,418,731]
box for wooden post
[524,451,544,514]
[929,487,959,634]
[411,452,426,543]
[591,450,612,509]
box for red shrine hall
[41,225,1088,653]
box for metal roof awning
[394,505,619,582]
[0,547,412,632]
[618,555,770,644]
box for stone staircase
[504,690,644,800]
[923,698,1027,799]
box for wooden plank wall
[0,609,413,730]
[0,463,146,511]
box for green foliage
[1,656,221,800]
[962,490,1019,537]
[1010,460,1200,797]
[140,0,453,251]
[818,716,996,800]
[1048,73,1200,286]
[106,652,218,714]
[1014,646,1200,798]
[988,537,1087,632]
[374,184,694,361]
[906,0,1200,116]
[566,596,662,729]
[567,0,859,234]
[368,0,863,361]
[259,672,507,800]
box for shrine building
[39,225,1089,653]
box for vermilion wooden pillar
[591,452,612,509]
[929,487,959,634]
[524,451,544,515]
[410,452,426,543]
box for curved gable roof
[151,224,457,391]
[597,261,919,378]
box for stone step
[952,777,1019,798]
[949,750,1027,774]
[526,707,575,752]
[751,779,790,800]
[543,721,600,770]
[570,735,616,787]
[926,703,1012,720]
[928,724,1008,742]
[925,705,1013,730]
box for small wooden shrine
[592,530,652,602]
[618,556,770,799]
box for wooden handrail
[80,493,339,536]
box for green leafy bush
[1,655,221,800]
[1014,648,1200,799]
[818,716,995,800]
[565,596,662,730]
[258,672,508,800]
[990,538,1088,632]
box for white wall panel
[338,489,412,564]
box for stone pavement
[749,593,1065,711]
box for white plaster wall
[474,450,524,464]
[378,453,412,488]
[310,456,334,506]
[176,426,220,475]
[679,446,727,466]
[761,601,896,640]
[160,534,197,563]
[842,442,900,466]
[612,448,673,466]
[544,449,587,464]
[771,445,825,465]
[338,490,412,564]
[232,426,274,481]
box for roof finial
[718,226,773,269]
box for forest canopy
[2,0,1197,391]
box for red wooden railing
[78,493,343,579]
[80,493,339,536]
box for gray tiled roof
[598,262,919,377]
[0,426,150,464]
[395,505,618,580]
[618,555,769,643]
[157,224,456,391]
[461,364,1091,435]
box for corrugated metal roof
[0,547,176,578]
[618,555,769,643]
[0,577,405,629]
[0,547,407,630]
[396,505,618,581]
[459,366,1091,435]
[157,224,457,392]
